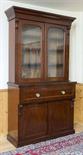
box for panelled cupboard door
[45,24,68,81]
[19,102,47,141]
[48,100,74,134]
[16,20,45,83]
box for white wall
[0,0,82,88]
[69,13,83,82]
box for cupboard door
[19,102,47,141]
[48,100,74,134]
[17,20,45,83]
[45,24,67,81]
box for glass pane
[21,25,41,79]
[48,27,64,77]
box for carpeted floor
[1,132,83,155]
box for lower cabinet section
[7,82,76,147]
[17,100,74,146]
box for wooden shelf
[22,48,41,52]
[22,63,41,68]
[48,49,63,53]
[48,64,63,67]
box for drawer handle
[19,105,23,108]
[36,93,40,98]
[61,90,66,95]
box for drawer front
[20,84,75,102]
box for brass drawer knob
[19,104,23,108]
[61,90,66,95]
[36,93,40,98]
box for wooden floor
[0,123,83,153]
[0,136,15,153]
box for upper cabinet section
[5,6,75,84]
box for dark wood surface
[48,100,74,134]
[5,6,75,25]
[7,82,76,147]
[5,6,76,147]
[20,83,75,103]
[19,102,47,140]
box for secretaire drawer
[20,83,75,102]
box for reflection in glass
[21,25,41,78]
[48,27,64,77]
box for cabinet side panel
[9,20,15,83]
[8,86,19,142]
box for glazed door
[19,102,47,143]
[48,100,74,135]
[45,24,68,81]
[17,20,45,83]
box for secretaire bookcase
[5,6,76,147]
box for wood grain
[0,90,8,136]
[74,84,83,124]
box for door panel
[17,20,45,83]
[45,24,67,81]
[48,100,74,134]
[19,102,47,140]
